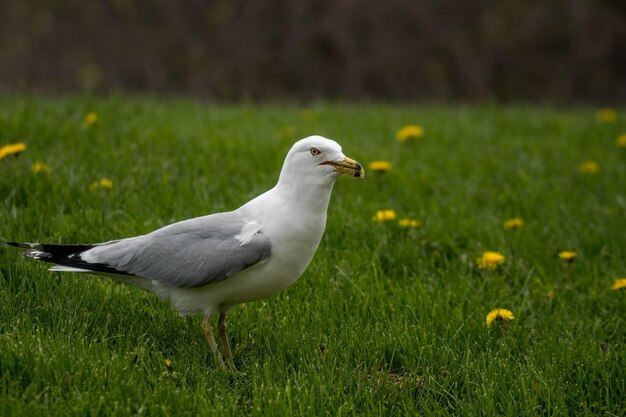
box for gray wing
[79,211,272,288]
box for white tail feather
[49,266,91,273]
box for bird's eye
[310,147,321,156]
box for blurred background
[1,0,625,102]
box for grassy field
[1,96,625,416]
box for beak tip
[355,163,365,179]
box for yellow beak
[321,156,365,179]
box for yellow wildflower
[163,358,175,376]
[596,108,617,123]
[396,125,424,142]
[616,134,626,148]
[84,112,99,126]
[546,290,555,299]
[368,160,392,173]
[558,251,576,261]
[100,178,113,188]
[503,217,524,230]
[0,142,27,160]
[610,278,626,291]
[477,251,505,271]
[486,308,515,328]
[373,209,397,222]
[578,161,599,174]
[398,218,420,228]
[90,178,114,190]
[32,162,51,174]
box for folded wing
[13,211,272,289]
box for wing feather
[78,211,271,288]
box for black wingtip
[7,241,132,277]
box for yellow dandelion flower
[486,308,515,328]
[610,278,626,291]
[578,161,599,174]
[503,217,524,230]
[477,251,505,271]
[398,218,421,228]
[90,178,114,190]
[163,358,175,375]
[616,134,626,148]
[368,160,392,173]
[31,162,51,174]
[558,251,577,261]
[84,112,99,126]
[596,108,617,123]
[0,142,27,160]
[372,209,397,222]
[546,290,555,299]
[396,124,424,143]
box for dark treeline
[1,0,625,102]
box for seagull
[8,136,364,370]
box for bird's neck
[238,175,337,225]
[273,175,336,213]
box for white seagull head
[278,135,365,187]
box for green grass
[1,96,625,416]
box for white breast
[158,183,333,316]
